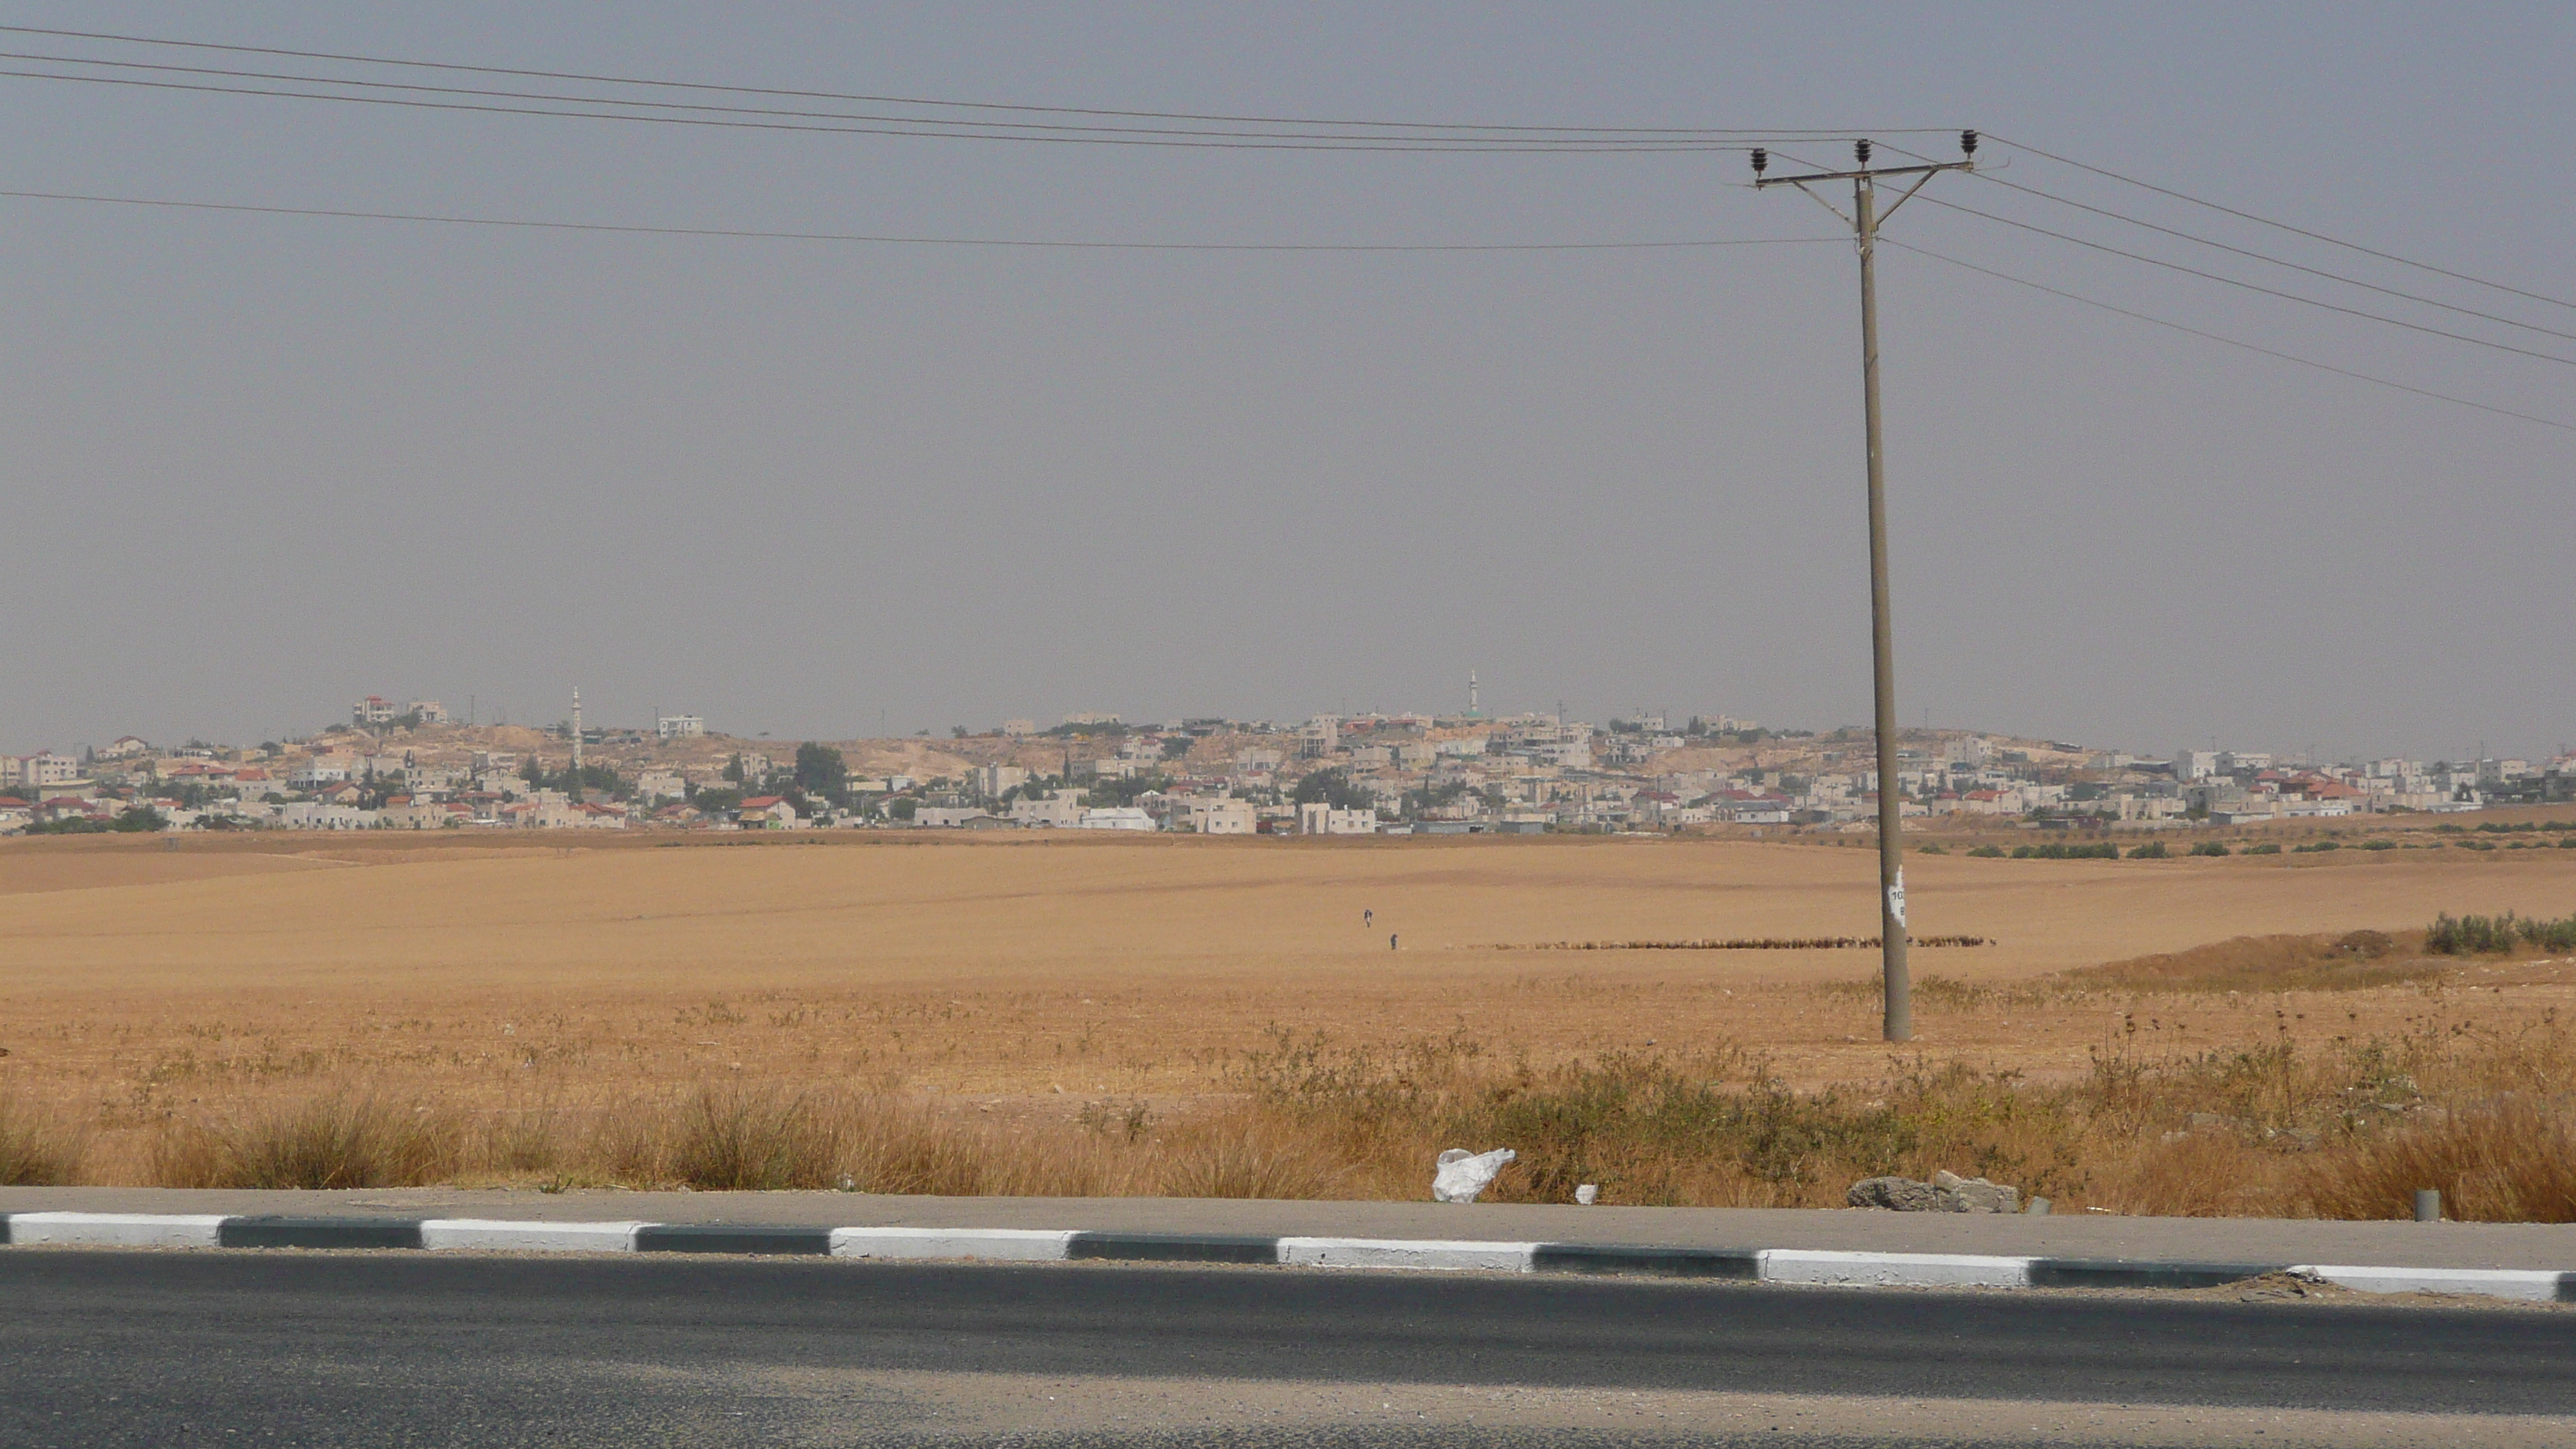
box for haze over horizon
[6,3,2569,763]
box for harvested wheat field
[5,829,2575,1216]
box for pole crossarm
[1751,159,1968,188]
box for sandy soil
[2,832,2571,1132]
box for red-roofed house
[735,796,800,829]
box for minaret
[571,687,584,776]
[1468,671,1479,716]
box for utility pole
[1755,132,1977,1043]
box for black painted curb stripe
[217,1216,426,1250]
[1533,1243,1763,1279]
[1067,1231,1280,1264]
[632,1224,834,1255]
[2025,1258,2283,1290]
[0,1214,11,1246]
[2558,1275,2576,1303]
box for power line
[0,186,1841,252]
[0,24,1940,143]
[0,67,1779,152]
[1982,131,2576,314]
[0,50,1777,148]
[1879,235,2576,434]
[1916,194,2576,368]
[1872,141,2576,344]
[1971,173,2576,343]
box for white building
[286,759,351,790]
[1297,802,1379,836]
[972,764,1029,799]
[656,715,705,740]
[1009,792,1086,828]
[1179,798,1256,835]
[915,807,998,827]
[1075,807,1156,831]
[2,754,83,787]
[275,802,373,830]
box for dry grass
[2302,1101,2576,1221]
[5,831,2573,1215]
[2057,930,2451,994]
[43,1002,2576,1221]
[152,1094,463,1189]
[0,1092,90,1185]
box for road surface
[5,1250,2572,1446]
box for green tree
[793,743,848,802]
[1292,769,1375,811]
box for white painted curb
[4,1212,2568,1303]
[2294,1264,2566,1302]
[420,1219,645,1253]
[829,1227,1077,1262]
[1759,1249,2033,1289]
[1277,1237,1538,1272]
[4,1212,228,1249]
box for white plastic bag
[1432,1146,1516,1203]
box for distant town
[2,690,2570,837]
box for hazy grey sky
[5,2,2568,762]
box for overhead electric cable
[0,24,1936,142]
[0,50,1782,146]
[0,67,1773,151]
[0,187,1839,251]
[1879,236,2576,434]
[1915,194,2576,368]
[1982,131,2576,314]
[1870,141,2576,344]
[1966,172,2576,342]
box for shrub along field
[3,831,2573,1217]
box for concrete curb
[4,1211,2570,1301]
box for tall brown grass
[152,1094,462,1189]
[0,1091,90,1185]
[46,1001,2576,1222]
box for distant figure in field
[1365,909,1374,927]
[1389,933,1399,951]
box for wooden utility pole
[1753,132,1977,1042]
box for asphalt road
[5,1251,2574,1447]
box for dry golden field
[3,828,2574,1209]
